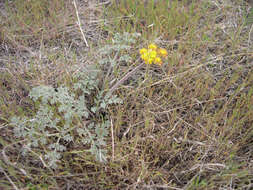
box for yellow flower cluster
[139,43,168,65]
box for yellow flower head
[148,43,157,51]
[139,48,148,55]
[139,44,167,66]
[158,48,168,58]
[154,57,162,65]
[149,50,157,59]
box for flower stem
[109,60,144,94]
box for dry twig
[110,118,115,161]
[73,0,89,47]
[0,166,19,190]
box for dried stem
[73,0,89,47]
[109,60,144,94]
[110,118,114,161]
[0,166,19,190]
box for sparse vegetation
[0,0,252,189]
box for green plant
[10,65,122,168]
[9,32,141,169]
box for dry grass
[0,0,253,189]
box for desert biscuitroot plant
[10,64,122,169]
[9,32,167,169]
[9,33,142,169]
